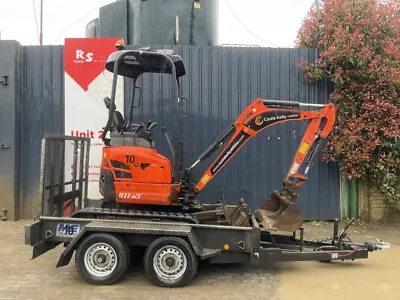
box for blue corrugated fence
[17,45,339,220]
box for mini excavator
[99,43,336,232]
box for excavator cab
[102,49,185,153]
[99,47,186,206]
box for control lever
[338,217,355,242]
[103,97,116,111]
[135,122,145,134]
[147,122,157,131]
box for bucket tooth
[256,180,303,232]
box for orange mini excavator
[99,46,336,232]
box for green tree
[296,0,400,209]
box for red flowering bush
[296,0,400,209]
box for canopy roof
[105,50,186,79]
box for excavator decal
[250,111,300,130]
[209,111,300,176]
[210,132,250,175]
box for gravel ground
[0,220,398,300]
[0,221,278,300]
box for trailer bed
[26,211,379,269]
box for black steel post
[77,140,85,210]
[300,228,304,251]
[71,140,79,215]
[333,219,339,240]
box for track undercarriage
[71,198,253,227]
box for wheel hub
[166,257,175,267]
[84,242,118,277]
[153,245,187,280]
[97,254,106,263]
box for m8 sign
[56,223,80,237]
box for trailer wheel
[75,233,130,285]
[144,237,198,288]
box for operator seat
[111,110,140,133]
[104,96,138,133]
[103,97,154,148]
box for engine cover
[100,146,180,205]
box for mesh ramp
[39,135,90,218]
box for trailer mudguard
[57,226,89,267]
[25,220,62,259]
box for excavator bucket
[256,180,303,232]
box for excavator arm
[185,98,335,232]
[190,98,335,192]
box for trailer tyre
[144,237,198,288]
[75,233,130,285]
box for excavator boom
[193,98,335,191]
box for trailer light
[223,244,230,250]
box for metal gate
[19,46,65,219]
[0,41,20,220]
[39,135,90,218]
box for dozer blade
[256,181,303,232]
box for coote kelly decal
[210,132,250,175]
[249,111,300,131]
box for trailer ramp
[39,134,90,218]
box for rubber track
[71,207,199,224]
